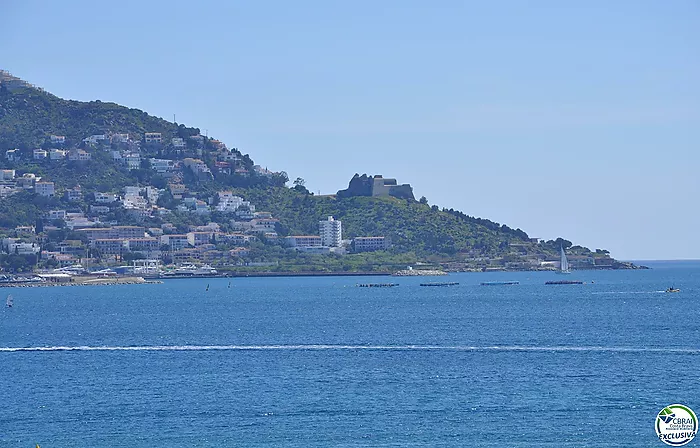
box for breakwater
[0,277,162,288]
[393,269,447,277]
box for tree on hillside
[293,177,310,194]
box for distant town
[0,131,398,278]
[0,72,640,281]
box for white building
[111,133,130,144]
[284,235,322,248]
[94,192,117,203]
[150,158,175,175]
[6,149,21,161]
[354,237,391,252]
[90,205,111,215]
[65,217,98,230]
[171,137,186,149]
[124,186,141,196]
[145,132,162,144]
[183,158,211,176]
[5,242,40,255]
[0,169,15,181]
[48,210,67,220]
[160,234,190,251]
[122,194,148,210]
[125,153,141,170]
[50,135,66,145]
[169,183,186,199]
[17,173,41,189]
[194,222,221,233]
[64,186,82,202]
[319,216,342,247]
[68,149,91,161]
[83,134,107,145]
[144,186,160,204]
[215,191,253,213]
[49,149,67,160]
[33,149,48,159]
[218,151,240,163]
[35,181,55,197]
[194,200,210,215]
[295,246,332,254]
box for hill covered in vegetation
[0,73,634,272]
[0,82,198,150]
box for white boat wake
[1,344,699,353]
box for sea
[1,260,699,447]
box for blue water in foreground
[1,262,699,447]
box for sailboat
[6,294,13,308]
[557,246,571,274]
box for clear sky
[2,1,698,260]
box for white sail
[6,294,13,307]
[560,246,570,273]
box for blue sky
[2,1,698,259]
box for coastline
[165,271,392,279]
[0,276,161,288]
[0,264,653,288]
[1,264,653,286]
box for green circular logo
[656,404,697,446]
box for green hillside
[231,187,533,257]
[0,76,633,271]
[0,83,198,150]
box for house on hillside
[0,169,15,181]
[5,149,21,161]
[94,192,117,203]
[171,137,186,149]
[145,132,162,144]
[111,133,130,144]
[50,149,67,160]
[68,149,91,161]
[64,185,82,202]
[83,135,107,145]
[17,173,41,189]
[35,181,55,197]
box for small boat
[6,294,13,307]
[666,287,680,293]
[556,246,571,274]
[163,264,218,277]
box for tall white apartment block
[319,216,342,247]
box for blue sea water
[1,262,699,447]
